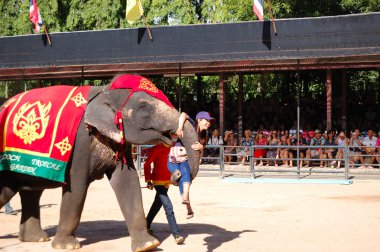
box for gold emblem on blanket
[70,92,88,107]
[13,101,51,144]
[139,79,158,93]
[54,137,72,156]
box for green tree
[0,0,30,36]
[201,0,255,23]
[145,0,197,25]
[340,0,380,13]
[65,0,123,31]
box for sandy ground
[1,175,380,252]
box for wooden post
[142,14,153,41]
[238,73,243,139]
[341,69,347,133]
[326,69,332,130]
[178,63,182,112]
[265,0,277,35]
[5,81,8,99]
[196,75,202,112]
[219,74,225,135]
[43,26,52,46]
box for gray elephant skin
[0,81,200,251]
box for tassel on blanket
[114,111,126,164]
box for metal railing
[132,144,380,180]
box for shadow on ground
[0,220,256,252]
[183,223,256,252]
[0,203,57,216]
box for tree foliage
[1,0,379,35]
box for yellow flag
[126,0,144,24]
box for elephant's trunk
[180,121,201,180]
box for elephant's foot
[19,229,49,242]
[131,233,160,252]
[51,235,81,249]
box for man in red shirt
[144,143,185,245]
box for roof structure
[0,13,379,81]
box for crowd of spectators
[203,127,380,169]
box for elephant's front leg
[19,190,49,242]
[108,164,160,252]
[51,182,89,249]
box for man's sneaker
[174,234,185,244]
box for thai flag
[29,0,43,33]
[253,0,264,21]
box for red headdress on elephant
[110,74,174,163]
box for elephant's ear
[84,88,121,143]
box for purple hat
[196,111,215,123]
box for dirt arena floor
[1,176,380,252]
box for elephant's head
[84,75,200,179]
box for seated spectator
[223,130,237,164]
[239,129,255,165]
[334,131,349,169]
[305,129,325,167]
[204,128,224,164]
[252,129,267,166]
[349,129,365,168]
[324,130,338,168]
[301,130,313,145]
[284,130,290,139]
[132,144,138,161]
[322,130,328,142]
[266,130,280,166]
[375,132,380,167]
[279,134,290,167]
[362,129,378,169]
[288,132,307,167]
[263,129,271,139]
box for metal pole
[344,145,349,180]
[220,146,224,179]
[137,145,142,176]
[250,146,255,179]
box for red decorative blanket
[110,75,174,108]
[0,86,90,182]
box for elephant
[0,75,200,251]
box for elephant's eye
[138,101,152,118]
